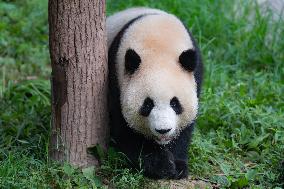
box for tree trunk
[48,0,108,167]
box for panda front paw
[143,149,178,179]
[175,159,188,179]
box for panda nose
[155,128,171,134]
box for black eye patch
[125,49,141,75]
[179,49,197,72]
[170,97,183,115]
[140,97,154,117]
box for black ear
[125,49,141,75]
[179,49,197,72]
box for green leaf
[230,177,249,188]
[237,177,249,187]
[220,163,231,176]
[245,169,257,181]
[82,166,95,181]
[63,163,75,176]
[16,139,29,144]
[93,177,102,188]
[248,133,270,149]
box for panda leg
[143,148,177,179]
[174,159,189,179]
[169,123,195,179]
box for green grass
[0,0,284,188]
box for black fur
[186,28,203,97]
[179,49,197,72]
[125,49,141,75]
[108,14,203,179]
[140,97,155,117]
[170,97,183,115]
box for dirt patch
[145,177,219,189]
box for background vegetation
[0,0,283,188]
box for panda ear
[179,49,197,72]
[125,49,141,75]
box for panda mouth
[155,135,173,144]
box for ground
[0,0,284,188]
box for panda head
[116,14,199,145]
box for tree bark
[48,0,108,167]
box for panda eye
[170,97,183,115]
[140,97,154,117]
[125,49,141,75]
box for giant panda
[107,7,203,179]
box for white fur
[107,8,166,48]
[107,8,198,144]
[149,104,177,144]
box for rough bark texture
[48,0,108,167]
